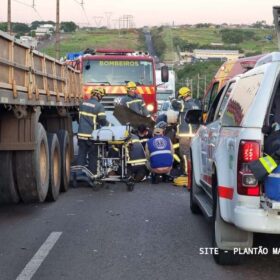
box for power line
[73,0,90,26]
[13,0,32,8]
[12,0,43,20]
[81,5,90,26]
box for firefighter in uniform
[120,81,151,117]
[171,87,200,177]
[171,87,200,139]
[77,88,108,174]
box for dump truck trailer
[0,31,82,204]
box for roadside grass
[162,26,278,59]
[42,29,141,57]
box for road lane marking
[16,232,62,280]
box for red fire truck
[68,49,168,114]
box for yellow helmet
[126,81,137,90]
[178,87,191,98]
[91,88,106,97]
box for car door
[200,81,236,196]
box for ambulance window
[215,81,236,120]
[222,74,263,127]
[206,88,224,123]
[204,82,219,112]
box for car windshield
[82,59,154,85]
[157,92,172,101]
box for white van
[188,52,280,265]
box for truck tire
[190,161,202,214]
[57,130,71,192]
[46,134,61,201]
[15,123,49,203]
[212,182,243,265]
[0,152,20,204]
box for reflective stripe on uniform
[127,159,147,165]
[173,154,181,162]
[180,101,184,113]
[259,155,278,174]
[173,143,180,149]
[112,145,119,152]
[78,133,92,138]
[98,112,106,116]
[79,111,97,130]
[126,99,143,107]
[150,150,172,157]
[83,102,96,109]
[128,139,141,144]
[177,124,194,137]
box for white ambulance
[189,53,280,265]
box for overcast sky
[1,0,280,27]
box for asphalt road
[1,182,280,280]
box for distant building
[19,36,38,48]
[193,49,242,61]
[179,51,193,63]
[35,24,54,38]
[179,49,243,64]
[210,42,224,47]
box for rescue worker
[136,124,153,148]
[120,81,151,117]
[249,130,280,181]
[127,134,148,182]
[171,86,201,138]
[146,122,174,184]
[171,87,201,176]
[77,88,108,174]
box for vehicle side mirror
[185,109,203,124]
[161,65,169,82]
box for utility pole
[55,0,60,59]
[105,12,112,29]
[7,0,11,34]
[197,73,200,99]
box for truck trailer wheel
[15,123,50,203]
[57,130,71,192]
[46,133,61,202]
[0,152,20,204]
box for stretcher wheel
[126,182,134,192]
[92,181,103,191]
[70,172,78,188]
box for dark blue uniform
[77,97,108,173]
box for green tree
[60,21,78,32]
[12,22,30,34]
[220,29,244,44]
[151,28,167,60]
[0,22,7,32]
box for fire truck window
[222,74,264,127]
[82,60,154,85]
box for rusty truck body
[0,31,82,204]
